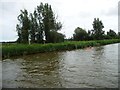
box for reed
[2,39,120,59]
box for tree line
[72,18,120,41]
[16,3,120,44]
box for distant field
[2,39,120,59]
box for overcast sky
[0,0,119,42]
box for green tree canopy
[107,29,117,38]
[73,27,88,41]
[92,18,105,40]
[17,9,30,43]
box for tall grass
[2,39,120,59]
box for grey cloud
[101,6,117,16]
[0,2,18,13]
[78,11,92,18]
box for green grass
[2,39,120,59]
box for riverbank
[2,39,120,59]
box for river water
[2,43,119,88]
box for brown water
[2,43,119,88]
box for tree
[49,31,65,43]
[41,3,54,43]
[92,18,104,40]
[29,13,36,43]
[36,4,44,43]
[86,30,94,40]
[17,9,30,43]
[40,3,62,43]
[73,27,88,41]
[107,29,117,39]
[117,32,120,39]
[16,24,22,43]
[27,9,44,44]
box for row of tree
[16,3,119,44]
[73,18,120,41]
[16,3,65,44]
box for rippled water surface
[2,43,119,88]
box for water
[2,43,119,88]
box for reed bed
[2,39,120,58]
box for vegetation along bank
[2,39,120,59]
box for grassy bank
[2,39,120,59]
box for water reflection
[3,52,63,88]
[2,44,118,88]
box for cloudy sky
[0,0,119,42]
